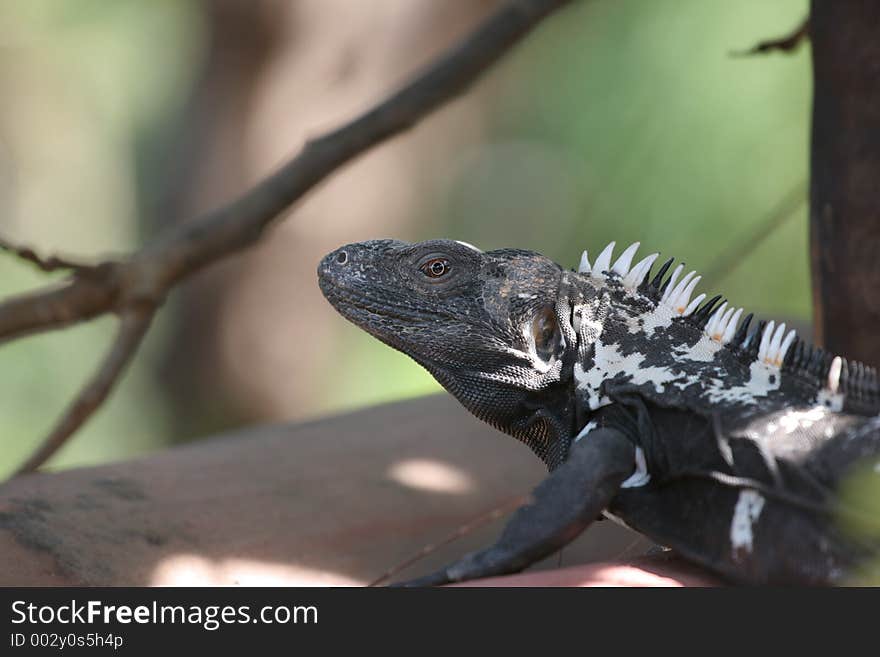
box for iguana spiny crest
[571,239,878,413]
[318,238,880,472]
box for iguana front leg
[393,428,635,586]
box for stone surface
[0,394,719,586]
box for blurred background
[0,0,810,476]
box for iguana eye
[420,258,450,278]
[532,306,561,361]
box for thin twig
[367,495,530,587]
[147,0,575,283]
[0,0,574,476]
[0,236,100,275]
[700,180,807,290]
[12,306,155,475]
[731,16,810,57]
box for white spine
[578,250,591,274]
[612,242,641,276]
[574,240,799,370]
[683,293,706,316]
[706,302,729,337]
[661,264,685,303]
[757,320,776,363]
[779,330,797,363]
[623,253,659,288]
[721,308,743,344]
[593,242,616,275]
[672,275,701,313]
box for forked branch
[12,307,155,475]
[1,0,574,475]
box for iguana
[318,238,880,585]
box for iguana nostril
[336,250,348,265]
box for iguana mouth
[319,282,424,324]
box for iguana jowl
[318,238,880,585]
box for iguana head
[318,238,581,467]
[319,238,880,469]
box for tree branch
[732,16,810,57]
[1,0,573,475]
[12,307,155,475]
[0,265,123,344]
[0,236,100,275]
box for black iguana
[318,238,880,585]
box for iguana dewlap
[318,238,880,585]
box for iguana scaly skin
[318,238,880,585]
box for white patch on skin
[574,340,686,409]
[705,360,781,405]
[640,311,674,335]
[575,337,718,408]
[816,389,844,412]
[574,360,612,410]
[570,242,806,408]
[576,312,603,336]
[625,299,729,349]
[625,305,674,335]
[473,344,559,389]
[574,420,598,442]
[521,321,555,374]
[730,490,765,556]
[672,332,725,362]
[620,447,650,488]
[575,331,781,408]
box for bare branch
[2,0,574,474]
[0,236,101,274]
[0,267,123,344]
[12,306,155,476]
[732,16,810,57]
[148,0,576,284]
